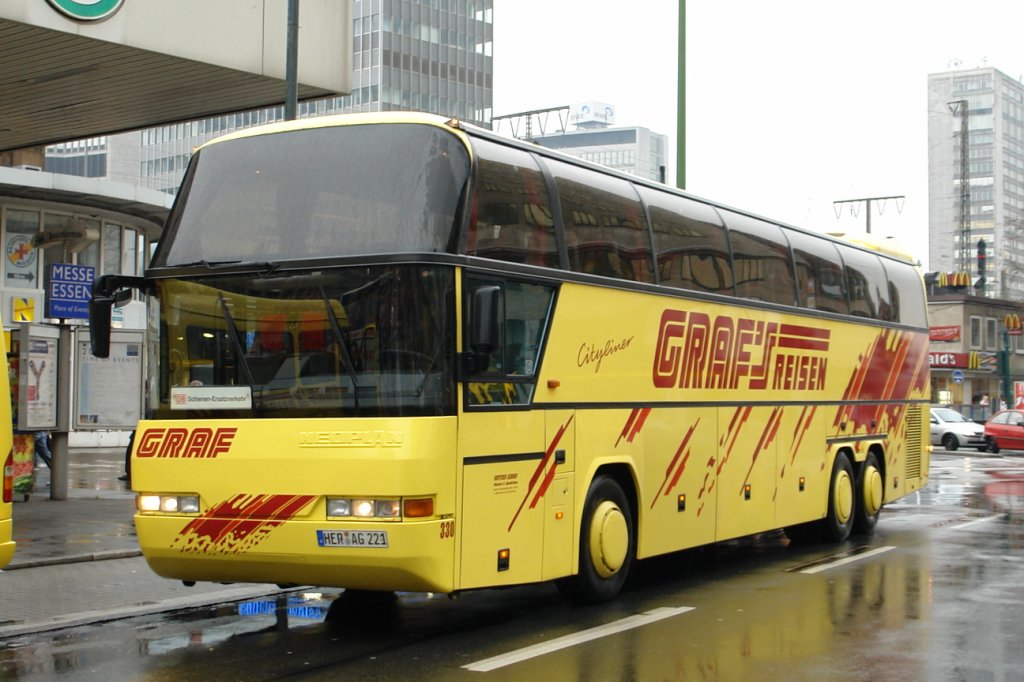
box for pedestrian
[118,429,135,483]
[34,431,52,469]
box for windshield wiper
[177,259,242,268]
[218,295,257,389]
[320,287,361,410]
[176,260,280,274]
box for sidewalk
[0,448,289,639]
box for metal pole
[676,0,685,190]
[1002,328,1013,410]
[50,325,72,501]
[285,0,299,121]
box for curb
[4,549,143,571]
[0,584,300,640]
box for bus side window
[546,158,655,284]
[883,260,927,326]
[463,139,559,268]
[787,230,849,315]
[720,211,796,306]
[638,186,732,295]
[838,245,889,320]
[464,276,556,406]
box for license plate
[316,529,389,548]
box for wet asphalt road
[2,452,1022,681]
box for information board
[74,330,144,430]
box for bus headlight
[326,498,352,517]
[326,497,419,519]
[138,494,201,514]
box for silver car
[930,406,987,452]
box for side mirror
[89,295,114,358]
[89,274,143,358]
[471,285,501,355]
[457,285,501,377]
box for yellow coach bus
[1,321,15,568]
[90,112,930,603]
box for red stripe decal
[174,493,315,555]
[651,419,699,508]
[616,407,651,447]
[508,415,574,531]
[741,407,782,494]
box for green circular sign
[46,0,125,21]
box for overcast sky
[491,0,1024,269]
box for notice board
[75,330,144,430]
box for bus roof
[196,111,463,152]
[192,111,919,268]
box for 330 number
[439,520,455,539]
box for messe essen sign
[45,263,95,319]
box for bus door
[458,409,548,590]
[458,275,561,590]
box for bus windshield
[153,123,470,267]
[148,264,455,419]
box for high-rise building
[928,67,1024,298]
[47,0,494,194]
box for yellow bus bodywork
[0,325,14,568]
[133,271,929,594]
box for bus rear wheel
[822,453,855,542]
[854,451,883,533]
[784,453,855,544]
[558,475,635,604]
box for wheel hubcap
[588,500,628,578]
[834,469,853,525]
[862,465,883,517]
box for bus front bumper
[136,514,456,594]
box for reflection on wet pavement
[3,452,1024,680]
[10,449,137,564]
[902,455,1024,516]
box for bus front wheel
[558,475,635,604]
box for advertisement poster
[75,332,143,429]
[7,353,33,496]
[18,327,58,431]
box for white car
[930,407,987,452]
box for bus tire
[558,475,635,604]
[822,453,855,542]
[853,451,883,534]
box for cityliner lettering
[652,309,831,391]
[136,427,238,459]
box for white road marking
[462,605,694,672]
[799,546,896,574]
[949,514,1003,530]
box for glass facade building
[928,67,1024,299]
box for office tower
[928,67,1024,298]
